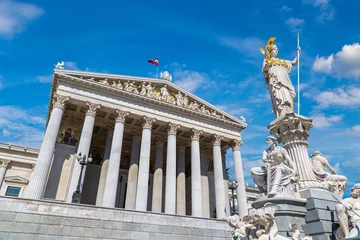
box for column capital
[177,140,186,152]
[191,129,203,141]
[167,123,180,135]
[142,116,156,129]
[132,130,142,140]
[0,159,10,168]
[231,139,243,151]
[212,134,224,146]
[85,102,101,116]
[107,124,114,136]
[115,109,130,123]
[52,94,70,110]
[156,135,165,147]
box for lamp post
[228,180,238,215]
[71,152,92,203]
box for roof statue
[160,71,172,81]
[260,37,301,118]
[55,61,65,69]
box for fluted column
[135,116,156,211]
[176,141,186,215]
[95,125,114,206]
[102,109,129,207]
[125,130,142,210]
[165,123,180,214]
[0,160,10,189]
[67,101,101,203]
[191,129,203,217]
[231,139,247,218]
[222,151,230,217]
[24,94,69,199]
[201,149,210,218]
[212,134,226,219]
[152,136,165,212]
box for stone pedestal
[300,188,339,240]
[252,197,307,237]
[268,113,324,189]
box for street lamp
[228,180,238,215]
[71,152,92,203]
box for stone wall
[0,196,232,240]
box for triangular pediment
[54,69,247,129]
[4,175,29,184]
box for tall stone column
[125,130,141,210]
[231,139,248,218]
[176,141,186,215]
[268,113,323,189]
[95,125,113,206]
[0,160,10,189]
[222,152,230,217]
[151,136,165,212]
[212,134,226,219]
[165,123,180,214]
[25,94,69,199]
[201,150,210,218]
[67,101,101,203]
[191,129,203,217]
[135,116,156,211]
[102,109,129,207]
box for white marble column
[0,160,10,189]
[200,150,210,218]
[176,141,186,215]
[151,136,165,212]
[67,101,101,203]
[95,125,113,206]
[165,123,180,214]
[135,116,156,211]
[212,134,226,219]
[25,94,69,199]
[102,110,129,207]
[191,129,203,217]
[231,139,247,218]
[125,130,141,210]
[222,151,230,217]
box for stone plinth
[252,197,307,237]
[268,113,324,189]
[0,196,232,240]
[300,188,339,240]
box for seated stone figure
[251,136,298,198]
[335,183,360,239]
[311,151,347,197]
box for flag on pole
[147,58,159,67]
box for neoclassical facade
[24,69,248,219]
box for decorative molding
[0,159,10,168]
[191,129,203,141]
[52,94,70,110]
[212,134,224,146]
[115,109,129,123]
[85,102,101,116]
[167,123,180,135]
[142,116,156,129]
[231,139,243,151]
[4,175,29,184]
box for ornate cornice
[85,102,101,116]
[191,129,203,141]
[231,139,243,151]
[115,109,129,123]
[52,94,70,110]
[142,116,156,129]
[0,159,10,168]
[167,123,180,135]
[212,134,224,146]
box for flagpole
[156,66,158,78]
[297,32,300,115]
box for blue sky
[0,0,359,194]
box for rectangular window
[5,186,21,197]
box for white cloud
[0,0,44,38]
[284,18,305,33]
[314,87,360,108]
[343,157,360,167]
[2,129,10,137]
[313,44,360,79]
[216,104,250,118]
[218,36,263,58]
[37,74,52,83]
[280,5,292,12]
[310,113,343,128]
[64,61,79,70]
[173,70,208,93]
[302,0,334,22]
